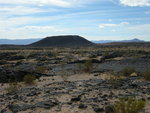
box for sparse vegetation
[5,82,19,94]
[60,64,70,81]
[143,70,150,81]
[61,71,70,82]
[112,97,145,113]
[0,42,150,112]
[108,76,124,88]
[121,67,135,76]
[78,63,82,72]
[35,66,47,74]
[23,74,36,85]
[65,54,73,63]
[84,60,93,73]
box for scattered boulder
[105,105,114,113]
[0,69,32,83]
[71,96,81,102]
[93,107,104,113]
[0,109,11,113]
[8,104,35,113]
[36,99,59,109]
[130,72,138,77]
[8,99,58,112]
[78,104,87,109]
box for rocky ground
[0,74,150,113]
[0,45,150,113]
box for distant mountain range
[92,38,145,44]
[0,38,41,45]
[0,37,145,45]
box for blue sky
[0,0,150,41]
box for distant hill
[92,38,144,44]
[0,39,41,45]
[30,35,95,47]
[0,37,145,45]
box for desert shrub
[23,74,36,85]
[84,60,93,73]
[112,97,145,113]
[21,50,31,61]
[143,70,150,81]
[102,51,122,60]
[5,82,19,94]
[78,63,82,72]
[121,67,135,76]
[65,54,73,63]
[61,71,70,82]
[101,51,109,60]
[108,76,124,88]
[35,66,47,73]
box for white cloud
[119,0,150,7]
[0,6,45,15]
[128,24,150,32]
[0,0,100,8]
[0,0,71,7]
[23,26,65,32]
[108,19,113,22]
[145,10,150,14]
[111,29,116,32]
[0,25,67,39]
[99,24,117,28]
[0,16,49,29]
[99,22,129,28]
[120,22,129,25]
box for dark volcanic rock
[36,99,58,109]
[8,99,58,112]
[0,68,39,83]
[101,52,123,60]
[78,104,87,109]
[105,106,114,113]
[71,96,81,102]
[96,58,150,73]
[29,35,95,47]
[8,104,35,113]
[93,107,104,113]
[0,52,16,60]
[9,55,25,60]
[0,52,24,61]
[0,109,11,113]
